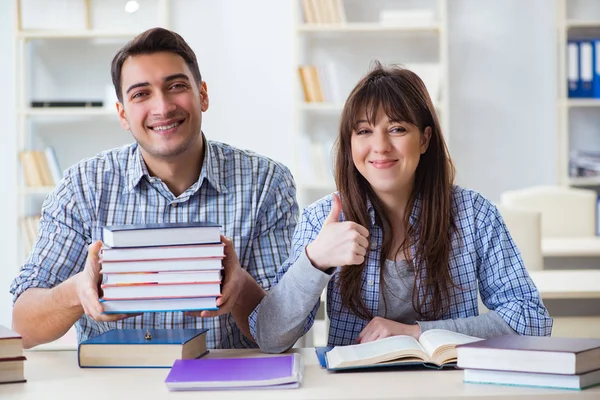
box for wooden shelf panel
[22,107,117,117]
[18,30,139,39]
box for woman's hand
[305,193,370,271]
[357,316,421,343]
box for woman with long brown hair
[249,62,552,353]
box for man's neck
[141,141,205,197]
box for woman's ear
[420,126,432,154]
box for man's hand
[186,235,245,318]
[75,240,134,322]
[357,316,421,344]
[306,193,370,271]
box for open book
[322,329,482,371]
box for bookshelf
[293,0,450,208]
[14,0,171,351]
[556,0,600,188]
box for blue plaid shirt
[250,186,552,347]
[10,138,298,348]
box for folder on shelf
[568,40,580,98]
[579,40,594,98]
[594,40,600,99]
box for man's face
[116,51,208,161]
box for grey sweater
[253,251,516,353]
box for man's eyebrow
[125,74,191,95]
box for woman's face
[351,108,430,199]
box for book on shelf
[20,215,41,255]
[0,325,26,384]
[101,282,222,300]
[298,65,324,102]
[100,296,219,314]
[19,147,62,187]
[102,270,222,285]
[100,243,225,262]
[102,222,221,248]
[463,367,600,391]
[165,353,303,391]
[100,257,224,273]
[456,335,600,375]
[78,328,208,368]
[318,329,482,371]
[301,0,346,24]
[30,100,103,108]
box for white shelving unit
[14,0,170,351]
[292,0,449,209]
[556,0,600,188]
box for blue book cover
[78,328,209,368]
[103,222,221,232]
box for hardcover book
[100,243,225,262]
[456,335,600,375]
[0,325,24,360]
[78,328,208,368]
[165,353,303,390]
[320,329,481,371]
[100,296,219,314]
[102,222,221,248]
[463,367,600,391]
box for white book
[100,297,218,314]
[102,222,221,248]
[101,282,221,300]
[464,368,600,391]
[101,257,224,273]
[102,270,222,285]
[100,244,225,262]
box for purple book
[165,353,303,391]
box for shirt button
[368,280,374,286]
[172,203,178,207]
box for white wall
[0,0,558,326]
[0,0,17,327]
[448,0,556,200]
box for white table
[1,349,599,399]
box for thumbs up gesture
[305,193,370,271]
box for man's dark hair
[111,27,202,102]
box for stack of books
[457,336,600,390]
[99,222,225,314]
[0,325,26,384]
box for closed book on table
[100,243,224,262]
[102,222,221,248]
[0,357,27,384]
[456,335,600,375]
[463,367,600,391]
[100,296,218,314]
[0,325,24,360]
[165,353,303,390]
[78,328,208,368]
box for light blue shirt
[11,137,298,348]
[250,186,552,348]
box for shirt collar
[365,192,422,228]
[125,135,228,194]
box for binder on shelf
[579,40,594,98]
[594,40,600,99]
[567,40,580,98]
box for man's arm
[13,241,132,349]
[13,279,82,349]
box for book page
[326,335,428,369]
[419,329,482,364]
